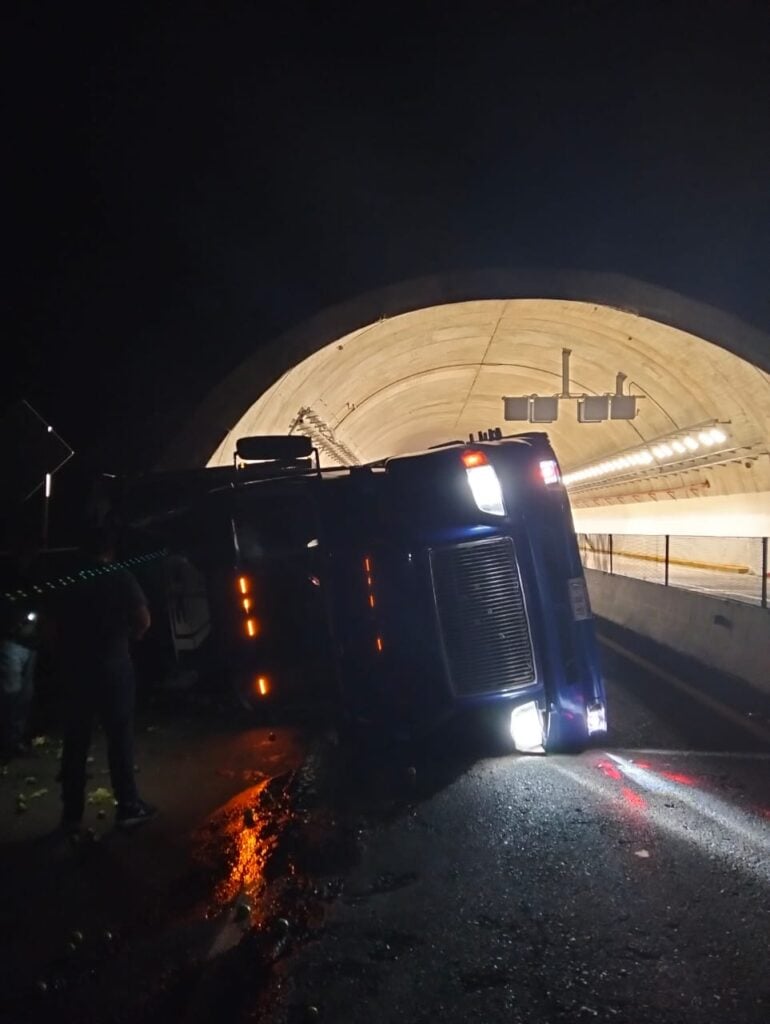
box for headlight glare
[510,701,544,752]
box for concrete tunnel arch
[161,269,770,532]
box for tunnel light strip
[562,424,730,487]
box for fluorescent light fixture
[562,422,731,488]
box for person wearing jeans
[57,529,156,832]
[60,657,141,825]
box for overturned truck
[143,432,607,752]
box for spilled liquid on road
[192,778,280,915]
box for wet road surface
[262,634,770,1024]
[0,695,306,1023]
[2,632,770,1023]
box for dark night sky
[4,0,770,476]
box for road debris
[86,787,114,805]
[235,901,252,922]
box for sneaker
[116,800,158,830]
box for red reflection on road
[622,786,647,810]
[660,770,697,786]
[597,760,622,781]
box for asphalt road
[262,637,770,1024]
[2,635,769,1024]
[0,693,308,1024]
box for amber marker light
[461,450,487,469]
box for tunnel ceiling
[207,299,770,504]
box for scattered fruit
[235,901,252,922]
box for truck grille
[429,536,535,697]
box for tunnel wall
[585,568,770,695]
[573,492,770,538]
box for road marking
[549,760,770,885]
[613,748,770,761]
[599,633,770,746]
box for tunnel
[205,294,770,521]
[165,270,770,536]
[162,269,770,683]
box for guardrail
[577,533,769,608]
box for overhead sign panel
[610,395,637,420]
[503,396,530,421]
[577,396,609,423]
[530,396,558,423]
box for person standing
[0,538,42,760]
[57,528,157,832]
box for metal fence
[578,533,769,608]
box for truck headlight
[586,702,607,735]
[510,701,544,753]
[461,450,506,516]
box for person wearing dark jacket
[57,529,156,832]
